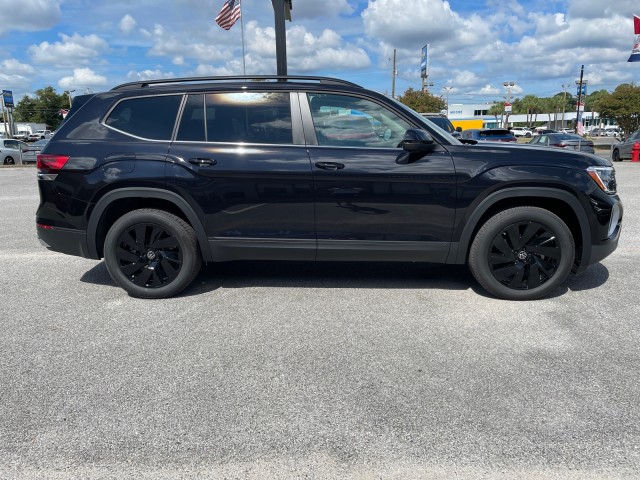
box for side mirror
[402,128,436,153]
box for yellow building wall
[450,119,484,131]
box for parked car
[0,139,26,165]
[590,128,608,137]
[421,113,461,138]
[36,75,622,301]
[612,130,640,161]
[460,128,517,143]
[604,127,622,137]
[510,127,532,138]
[28,130,52,141]
[21,139,48,164]
[528,133,595,153]
[533,128,557,136]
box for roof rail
[111,75,362,91]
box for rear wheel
[469,207,575,300]
[3,156,15,165]
[612,148,621,162]
[104,209,202,298]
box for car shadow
[79,260,610,299]
[80,260,475,295]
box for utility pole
[391,49,396,99]
[561,83,569,130]
[575,65,585,134]
[503,81,514,128]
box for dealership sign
[2,90,14,108]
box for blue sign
[2,90,14,108]
[421,44,429,79]
[576,84,587,97]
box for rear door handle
[315,162,345,171]
[189,158,217,166]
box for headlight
[587,166,617,194]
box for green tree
[397,88,445,113]
[488,102,503,125]
[593,84,640,136]
[13,86,70,130]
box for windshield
[387,97,461,145]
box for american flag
[215,0,241,30]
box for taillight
[37,154,70,173]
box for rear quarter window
[105,95,182,140]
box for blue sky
[0,0,638,105]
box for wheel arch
[87,188,212,262]
[449,187,591,272]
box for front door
[301,92,457,262]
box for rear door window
[105,95,182,140]
[176,92,292,144]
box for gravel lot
[1,163,639,479]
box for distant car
[533,128,557,136]
[612,130,640,161]
[28,130,52,141]
[604,127,621,137]
[510,127,532,138]
[421,113,461,138]
[559,128,574,134]
[590,128,608,137]
[528,133,595,153]
[21,139,48,164]
[0,139,27,165]
[13,131,29,141]
[460,128,517,143]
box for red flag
[59,108,69,119]
[215,0,241,30]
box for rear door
[167,90,315,261]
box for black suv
[36,76,622,300]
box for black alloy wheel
[4,156,15,165]
[469,207,575,300]
[104,209,201,298]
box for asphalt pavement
[1,163,639,479]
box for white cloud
[58,68,108,89]
[293,0,354,19]
[120,14,137,34]
[1,59,36,75]
[126,69,175,81]
[147,24,231,64]
[0,0,61,35]
[28,33,109,65]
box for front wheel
[469,207,575,300]
[104,209,202,298]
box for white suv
[510,127,532,138]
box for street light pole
[67,90,75,108]
[503,81,514,128]
[443,86,453,115]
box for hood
[455,142,612,169]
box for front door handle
[315,162,345,171]
[189,158,217,166]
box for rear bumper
[36,225,92,258]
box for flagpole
[240,0,246,75]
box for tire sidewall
[104,209,200,299]
[469,207,575,301]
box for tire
[469,207,575,300]
[4,156,15,165]
[525,133,532,138]
[612,149,621,162]
[104,209,202,299]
